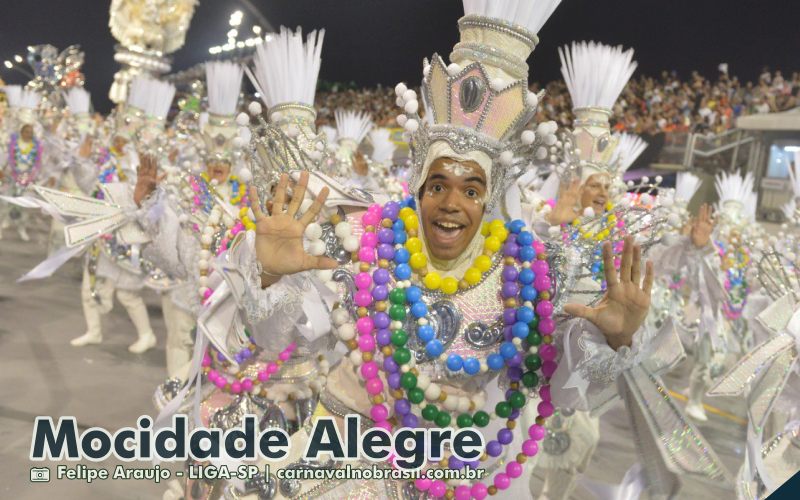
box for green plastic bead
[526,331,542,346]
[435,412,452,427]
[495,402,512,418]
[408,387,424,404]
[391,330,408,347]
[528,316,539,329]
[509,391,526,409]
[422,404,439,421]
[525,354,542,371]
[389,304,407,321]
[393,347,411,365]
[456,414,473,428]
[400,372,417,390]
[522,371,539,388]
[473,411,490,427]
[389,288,406,304]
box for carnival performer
[160,3,691,497]
[133,61,252,381]
[66,76,174,353]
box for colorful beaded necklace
[7,133,42,186]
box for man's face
[419,156,487,261]
[206,160,232,184]
[112,135,129,152]
[20,125,34,142]
[580,174,611,213]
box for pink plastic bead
[454,485,472,500]
[493,473,510,490]
[539,384,551,402]
[358,246,376,263]
[538,317,555,334]
[506,461,523,478]
[370,404,389,422]
[539,343,557,361]
[373,420,393,432]
[361,361,379,379]
[429,480,447,497]
[532,259,549,276]
[361,211,380,227]
[522,438,539,456]
[202,354,212,367]
[241,378,253,392]
[360,232,378,248]
[533,241,546,254]
[257,370,269,382]
[203,289,213,300]
[354,290,373,307]
[542,360,558,378]
[534,274,551,292]
[231,381,242,394]
[266,362,279,374]
[535,300,553,317]
[528,424,546,441]
[279,351,290,361]
[355,272,372,289]
[207,370,218,382]
[414,479,432,491]
[537,400,554,418]
[214,377,226,389]
[365,377,384,395]
[358,334,376,352]
[356,317,375,336]
[471,482,488,499]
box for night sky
[1,0,798,112]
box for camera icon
[30,467,50,482]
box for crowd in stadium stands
[315,69,800,135]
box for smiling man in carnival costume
[154,2,686,498]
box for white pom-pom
[238,126,252,142]
[544,134,557,146]
[286,124,300,138]
[490,78,506,92]
[526,92,539,108]
[642,176,650,184]
[396,114,408,126]
[248,101,262,116]
[270,111,283,122]
[394,82,408,97]
[655,175,663,183]
[404,100,419,114]
[308,239,326,256]
[236,112,249,126]
[535,147,548,160]
[583,207,595,217]
[402,89,417,102]
[232,136,245,149]
[404,119,419,132]
[343,235,359,252]
[446,63,461,76]
[395,96,404,107]
[521,130,535,145]
[536,122,551,135]
[304,222,323,240]
[626,180,635,188]
[334,222,352,238]
[499,150,514,166]
[667,213,681,227]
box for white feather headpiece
[127,76,176,120]
[782,164,800,220]
[714,170,756,222]
[610,133,647,177]
[3,85,23,108]
[560,41,637,110]
[462,0,562,35]
[205,61,243,117]
[368,128,397,164]
[675,172,701,204]
[335,109,373,145]
[65,87,92,115]
[249,26,325,108]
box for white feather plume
[335,109,373,144]
[559,41,637,110]
[3,85,23,108]
[205,61,243,116]
[462,0,562,34]
[610,133,647,174]
[368,128,397,164]
[714,170,757,221]
[128,76,176,120]
[675,172,701,203]
[249,26,325,108]
[782,164,800,219]
[65,87,92,115]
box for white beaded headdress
[243,26,330,187]
[200,61,243,164]
[64,87,94,135]
[334,109,373,150]
[714,170,757,224]
[397,0,563,212]
[559,41,637,182]
[6,87,42,126]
